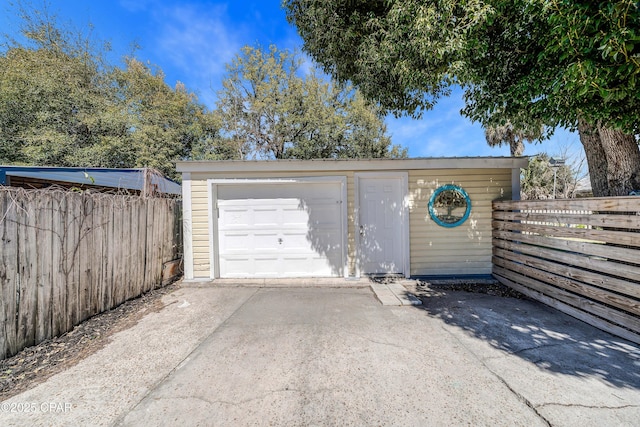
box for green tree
[0,27,124,167]
[215,45,406,160]
[112,58,230,176]
[485,122,544,157]
[521,153,577,200]
[284,0,640,196]
[0,3,228,179]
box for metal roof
[177,156,529,173]
[0,166,181,195]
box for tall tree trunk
[578,119,609,197]
[511,138,524,157]
[577,119,640,197]
[597,124,640,196]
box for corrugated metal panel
[0,166,181,194]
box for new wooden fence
[492,197,640,344]
[0,188,182,359]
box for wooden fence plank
[129,199,138,299]
[492,253,640,316]
[1,189,182,360]
[78,197,91,323]
[492,220,640,247]
[493,210,640,230]
[494,197,640,342]
[493,246,640,299]
[0,192,18,358]
[493,272,640,345]
[128,200,137,300]
[145,200,155,290]
[137,198,146,294]
[104,197,115,311]
[17,193,38,350]
[155,199,165,288]
[63,195,75,330]
[493,238,640,284]
[492,229,640,266]
[121,200,132,302]
[144,198,154,292]
[90,198,101,316]
[114,197,125,306]
[493,197,640,212]
[493,265,640,333]
[50,195,63,338]
[35,194,53,344]
[0,193,5,357]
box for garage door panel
[253,232,280,251]
[254,258,280,276]
[282,231,342,251]
[220,257,254,276]
[220,232,251,251]
[281,209,310,226]
[252,207,280,226]
[216,181,344,278]
[282,257,336,276]
[219,184,335,200]
[218,208,251,228]
[308,209,341,227]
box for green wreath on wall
[428,184,471,227]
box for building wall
[186,167,513,279]
[407,168,512,276]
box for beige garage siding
[190,178,211,278]
[186,166,513,279]
[407,168,512,276]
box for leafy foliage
[485,122,544,156]
[285,0,640,195]
[0,5,227,179]
[284,0,492,119]
[215,45,405,159]
[462,1,640,135]
[521,153,577,199]
[286,0,640,132]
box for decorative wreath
[428,184,472,228]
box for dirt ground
[0,282,180,401]
[0,279,522,402]
[412,280,526,299]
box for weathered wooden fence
[492,197,640,344]
[0,188,182,359]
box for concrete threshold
[370,281,422,306]
[181,277,370,288]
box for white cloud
[148,3,245,106]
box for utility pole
[549,157,566,199]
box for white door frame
[354,172,410,279]
[208,176,348,279]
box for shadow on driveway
[412,286,640,390]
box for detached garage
[177,157,527,281]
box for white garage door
[216,181,344,278]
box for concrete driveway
[1,283,639,426]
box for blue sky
[0,0,584,162]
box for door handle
[359,225,364,236]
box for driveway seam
[436,323,553,427]
[111,287,261,427]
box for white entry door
[216,181,345,278]
[357,175,407,275]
